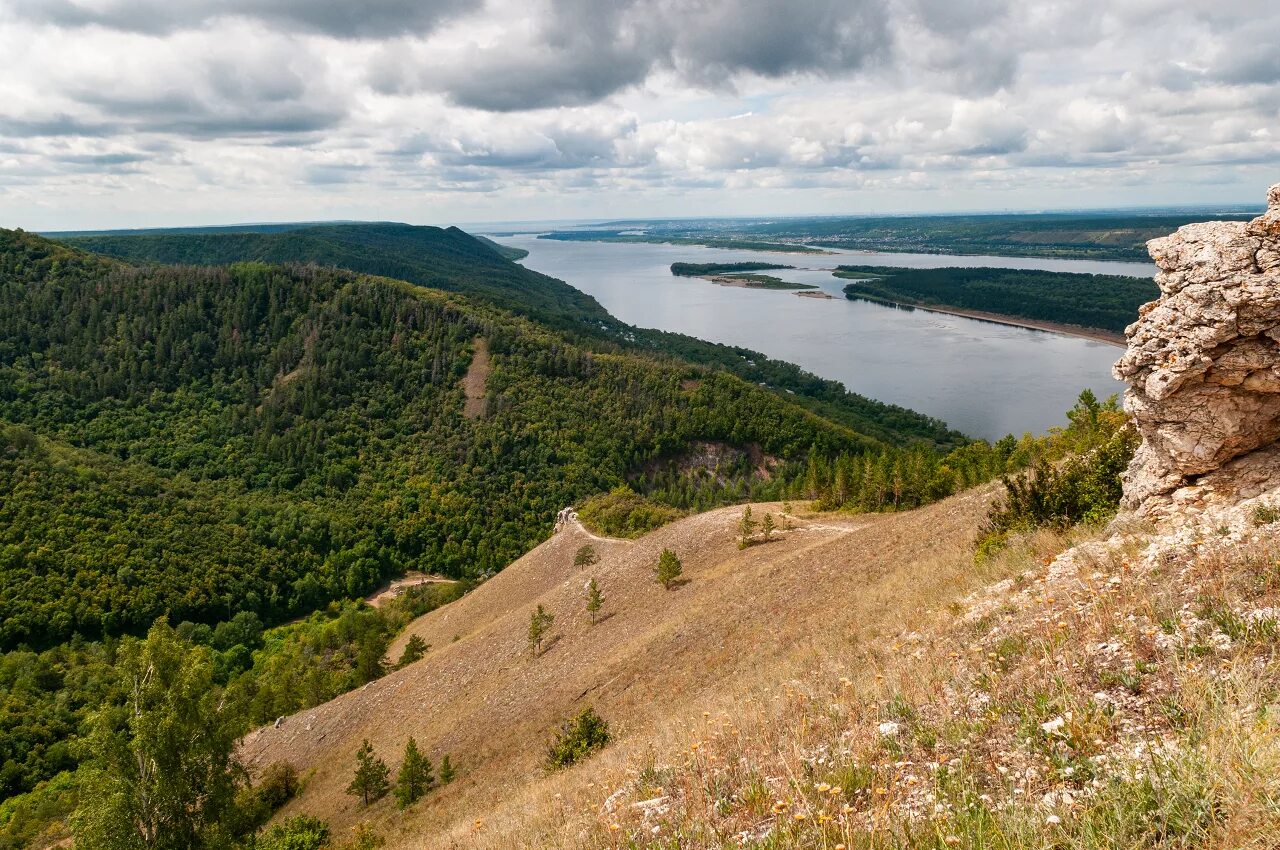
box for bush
[252,815,329,850]
[977,423,1138,556]
[578,486,684,539]
[546,707,611,769]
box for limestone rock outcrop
[1115,183,1280,513]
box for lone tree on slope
[739,506,758,548]
[347,740,390,806]
[584,577,604,625]
[655,548,683,590]
[528,605,555,656]
[395,737,434,809]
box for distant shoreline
[847,295,1126,347]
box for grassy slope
[240,488,1006,845]
[61,223,961,449]
[253,481,1280,849]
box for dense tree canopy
[838,265,1158,334]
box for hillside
[229,186,1280,849]
[58,223,961,449]
[240,488,1007,846]
[0,227,896,650]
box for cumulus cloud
[0,0,1277,228]
[7,0,479,38]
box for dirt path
[563,515,633,545]
[460,336,490,419]
[364,572,454,608]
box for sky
[1,0,1278,231]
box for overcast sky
[1,0,1278,230]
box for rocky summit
[1115,183,1280,516]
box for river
[490,234,1155,441]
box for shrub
[578,486,684,539]
[546,707,611,769]
[655,549,683,589]
[977,423,1138,556]
[252,815,329,850]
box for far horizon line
[34,199,1264,238]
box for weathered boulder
[1114,183,1280,512]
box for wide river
[491,234,1156,440]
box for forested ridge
[1,228,882,652]
[62,223,960,450]
[0,226,1115,848]
[838,265,1159,334]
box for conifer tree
[738,505,758,548]
[396,634,429,669]
[394,737,433,809]
[762,512,775,541]
[439,754,455,784]
[585,577,604,625]
[347,740,390,806]
[528,605,555,656]
[655,548,683,590]
[573,544,599,567]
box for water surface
[493,235,1154,440]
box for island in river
[838,264,1158,344]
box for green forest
[669,262,794,276]
[64,224,959,451]
[837,265,1158,334]
[551,210,1257,261]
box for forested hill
[60,223,961,449]
[65,223,605,336]
[0,227,884,650]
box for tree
[346,740,390,807]
[584,577,604,625]
[655,549,683,590]
[396,635,429,669]
[762,512,775,541]
[438,754,455,784]
[738,505,758,548]
[546,707,611,769]
[355,634,388,684]
[528,605,555,657]
[573,544,598,567]
[394,738,433,809]
[72,621,246,850]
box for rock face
[1114,184,1280,513]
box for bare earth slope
[240,487,1001,846]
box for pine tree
[584,577,604,625]
[655,548,683,590]
[528,605,555,656]
[573,544,598,567]
[439,754,455,784]
[738,505,758,548]
[347,740,390,806]
[394,737,433,809]
[762,512,775,541]
[396,634,429,669]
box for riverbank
[847,294,1126,347]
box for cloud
[7,0,480,38]
[0,0,1278,228]
[377,0,895,111]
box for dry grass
[244,483,1280,849]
